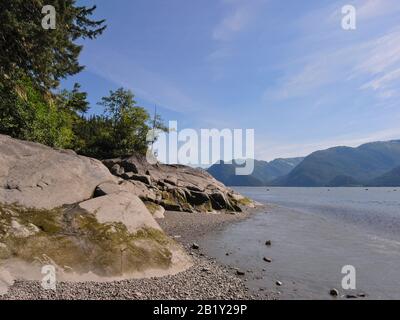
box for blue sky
[64,0,400,161]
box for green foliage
[0,1,104,149]
[0,78,74,148]
[0,0,106,90]
[99,88,150,155]
[0,2,168,159]
[74,88,169,159]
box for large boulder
[78,192,161,233]
[0,135,115,209]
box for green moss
[236,197,252,206]
[144,201,161,215]
[0,203,173,276]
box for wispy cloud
[82,48,197,113]
[212,0,266,42]
[357,0,400,20]
[264,22,400,101]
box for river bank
[1,209,276,300]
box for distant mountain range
[207,140,400,187]
[207,157,304,186]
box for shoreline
[1,207,273,300]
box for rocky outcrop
[0,134,254,287]
[102,155,252,214]
[0,135,115,209]
[0,135,192,283]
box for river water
[199,187,400,299]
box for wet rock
[130,174,152,185]
[159,200,182,212]
[265,240,272,246]
[263,257,272,263]
[329,288,339,297]
[187,191,210,205]
[120,160,138,174]
[209,192,230,210]
[164,178,177,186]
[122,172,135,179]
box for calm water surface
[199,187,400,299]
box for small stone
[357,292,366,298]
[236,270,245,276]
[263,257,272,263]
[275,280,282,286]
[346,294,358,299]
[192,243,199,250]
[265,240,272,246]
[330,288,339,297]
[225,252,230,256]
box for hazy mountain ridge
[273,140,400,187]
[207,157,304,186]
[368,166,400,187]
[207,140,400,187]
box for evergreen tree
[0,0,106,90]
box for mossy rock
[235,197,252,206]
[0,204,173,276]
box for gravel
[1,209,275,300]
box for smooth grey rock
[78,192,161,233]
[0,134,115,209]
[94,182,121,197]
